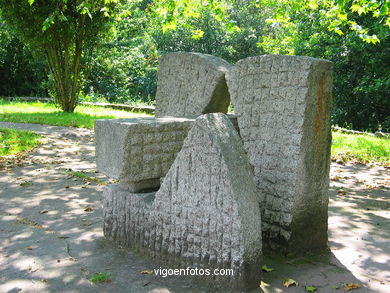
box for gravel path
[0,122,389,293]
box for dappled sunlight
[328,163,390,292]
[1,123,388,292]
[0,123,209,293]
[0,279,46,293]
[10,232,33,241]
[147,288,173,293]
[0,100,152,129]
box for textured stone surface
[95,117,195,192]
[155,52,232,117]
[102,114,262,290]
[149,113,262,288]
[227,55,333,252]
[103,184,154,248]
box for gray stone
[155,52,232,117]
[102,113,262,290]
[95,115,239,192]
[103,184,155,248]
[227,55,333,252]
[95,117,195,192]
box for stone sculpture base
[102,114,262,290]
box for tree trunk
[45,42,80,113]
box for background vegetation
[0,99,149,128]
[0,0,389,131]
[0,128,41,156]
[1,99,388,165]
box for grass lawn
[0,99,151,129]
[0,99,389,165]
[332,131,390,165]
[0,128,42,156]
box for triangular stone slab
[148,113,262,290]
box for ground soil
[0,122,389,293]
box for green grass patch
[89,272,112,284]
[0,99,151,129]
[332,131,390,165]
[64,169,107,185]
[1,100,389,165]
[0,128,41,156]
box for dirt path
[0,122,389,293]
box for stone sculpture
[155,52,232,117]
[95,52,333,290]
[102,114,262,289]
[226,55,333,251]
[95,117,195,192]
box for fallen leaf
[41,279,48,283]
[331,285,340,290]
[343,283,360,291]
[261,264,274,272]
[283,278,298,288]
[39,209,49,214]
[337,189,346,196]
[84,207,93,212]
[26,246,33,250]
[331,175,340,181]
[305,285,317,292]
[140,269,154,275]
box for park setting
[0,0,389,292]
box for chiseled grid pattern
[150,148,243,270]
[103,114,262,288]
[122,122,192,183]
[155,52,231,117]
[148,125,249,280]
[228,55,332,243]
[103,185,153,248]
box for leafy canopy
[0,0,121,112]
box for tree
[0,17,48,97]
[0,0,120,112]
[83,0,270,103]
[256,0,390,132]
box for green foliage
[257,0,390,132]
[332,131,390,165]
[65,169,107,185]
[0,18,48,97]
[89,272,112,283]
[259,0,389,45]
[0,128,41,156]
[305,286,317,292]
[83,0,267,102]
[0,0,388,131]
[0,99,150,128]
[0,0,120,112]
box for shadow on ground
[0,123,389,292]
